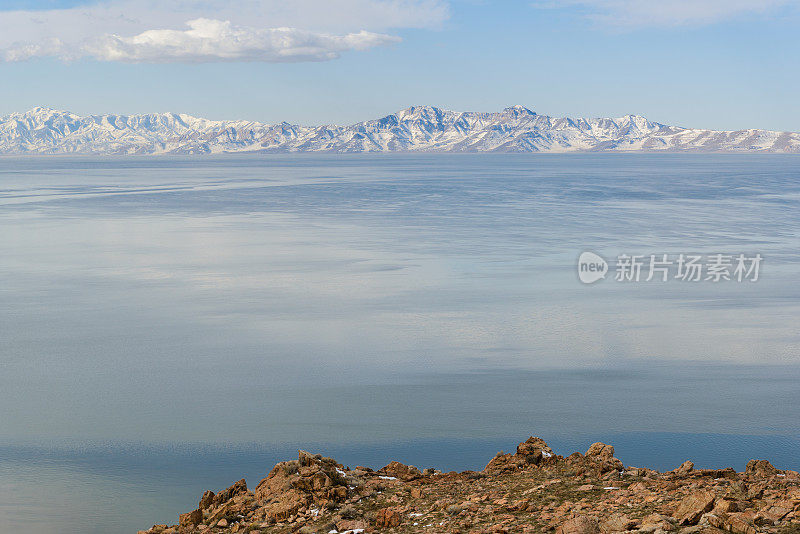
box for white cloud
[0,0,447,63]
[534,0,799,27]
[4,19,400,63]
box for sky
[0,0,799,131]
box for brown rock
[328,485,348,501]
[640,513,673,532]
[337,519,368,531]
[375,506,402,528]
[485,437,556,473]
[517,436,556,463]
[586,443,624,473]
[586,443,615,459]
[625,467,653,478]
[714,499,738,514]
[600,513,637,532]
[674,490,716,525]
[298,450,318,467]
[212,479,247,506]
[294,470,333,492]
[699,467,738,479]
[178,508,202,527]
[381,460,422,481]
[262,490,306,522]
[673,460,694,475]
[746,459,778,478]
[485,451,517,473]
[207,495,253,526]
[756,501,793,523]
[556,515,600,534]
[198,490,215,510]
[721,513,757,534]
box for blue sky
[1,0,798,131]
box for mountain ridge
[1,105,798,155]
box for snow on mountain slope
[0,105,797,154]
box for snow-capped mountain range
[1,105,798,155]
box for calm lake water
[1,154,799,533]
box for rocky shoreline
[139,437,800,534]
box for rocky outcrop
[485,436,559,473]
[747,460,780,479]
[584,442,625,474]
[139,436,800,534]
[253,450,353,523]
[379,461,422,482]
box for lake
[1,154,799,533]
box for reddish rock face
[178,508,202,527]
[674,490,716,525]
[747,460,779,478]
[211,479,247,507]
[375,506,402,528]
[198,490,215,510]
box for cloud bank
[3,19,401,63]
[535,0,799,27]
[0,0,447,63]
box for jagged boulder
[673,460,695,475]
[380,460,422,481]
[254,449,352,522]
[585,442,624,474]
[211,479,247,507]
[206,492,256,526]
[746,459,779,478]
[178,508,202,527]
[673,490,716,525]
[485,436,557,473]
[586,442,615,459]
[517,436,555,463]
[198,490,215,510]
